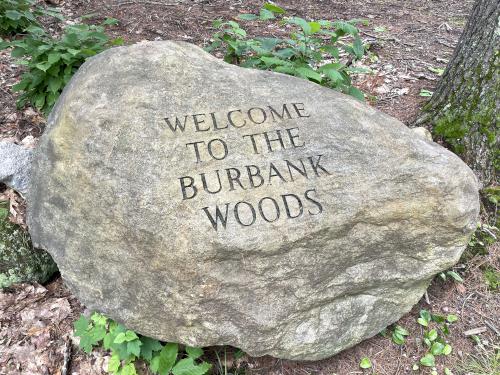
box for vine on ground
[74,312,211,375]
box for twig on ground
[436,39,456,48]
[113,0,207,6]
[463,327,488,336]
[424,290,431,305]
[360,31,416,47]
[461,292,475,317]
[61,338,72,375]
[484,320,500,336]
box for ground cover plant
[0,0,61,36]
[74,312,211,375]
[206,2,369,100]
[0,17,122,114]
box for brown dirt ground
[1,1,499,374]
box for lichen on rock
[0,203,57,288]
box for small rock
[21,136,37,149]
[412,127,433,141]
[0,142,33,197]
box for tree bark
[420,0,499,188]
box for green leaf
[430,342,445,355]
[273,47,295,59]
[186,346,204,360]
[110,37,124,46]
[260,56,288,66]
[263,3,285,14]
[359,357,372,369]
[321,45,339,58]
[172,358,212,375]
[5,10,22,20]
[352,37,364,59]
[103,332,114,350]
[308,21,321,34]
[446,271,463,283]
[259,8,275,21]
[444,368,453,375]
[74,315,90,336]
[348,86,365,101]
[91,313,107,327]
[287,17,312,35]
[127,339,142,357]
[114,332,127,344]
[89,325,106,342]
[108,353,121,374]
[151,343,178,375]
[428,66,444,75]
[322,67,343,83]
[427,329,438,341]
[102,17,119,26]
[238,13,258,21]
[419,89,433,97]
[420,310,431,323]
[395,326,409,337]
[125,330,139,341]
[35,61,53,72]
[417,317,428,327]
[446,314,458,323]
[11,47,26,58]
[431,314,446,324]
[296,66,322,82]
[255,37,282,52]
[392,332,405,345]
[333,21,359,35]
[443,344,452,355]
[140,337,163,361]
[12,79,29,92]
[121,363,137,375]
[420,353,435,367]
[47,52,61,64]
[48,77,62,93]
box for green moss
[431,50,499,179]
[0,202,58,288]
[483,266,499,291]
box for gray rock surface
[27,41,479,360]
[0,142,33,196]
[0,212,58,288]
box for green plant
[454,345,500,375]
[467,222,498,256]
[359,357,372,369]
[0,18,122,114]
[74,312,211,375]
[483,266,499,291]
[391,325,409,345]
[438,269,464,283]
[416,309,456,368]
[419,89,433,97]
[206,2,369,100]
[0,0,62,36]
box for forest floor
[1,0,499,374]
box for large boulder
[27,41,479,360]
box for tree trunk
[420,0,499,188]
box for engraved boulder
[28,41,479,360]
